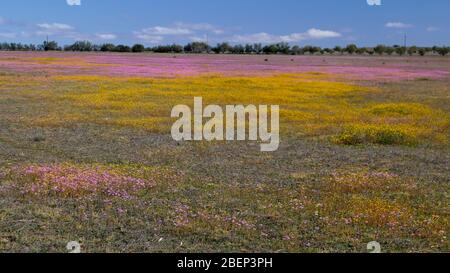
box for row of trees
[1,40,449,56]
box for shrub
[418,48,426,56]
[40,40,59,51]
[436,47,449,56]
[131,44,145,53]
[333,124,418,146]
[374,44,386,55]
[114,45,131,52]
[345,44,358,54]
[65,41,93,52]
[407,46,418,56]
[100,43,116,52]
[367,103,432,117]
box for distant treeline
[0,40,449,56]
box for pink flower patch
[12,164,156,200]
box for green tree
[114,45,131,52]
[333,46,343,55]
[213,42,233,54]
[385,47,395,55]
[184,42,210,53]
[244,44,254,54]
[374,44,387,55]
[418,48,426,56]
[65,41,93,52]
[277,42,291,54]
[302,45,321,55]
[232,44,245,54]
[356,47,367,55]
[170,44,184,53]
[262,44,279,54]
[323,48,334,55]
[100,43,116,52]
[395,46,406,56]
[345,44,358,54]
[131,44,145,53]
[252,43,262,54]
[436,46,449,56]
[290,45,304,55]
[41,40,59,51]
[407,46,418,56]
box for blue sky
[0,0,448,46]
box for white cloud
[189,35,208,42]
[66,0,81,6]
[367,0,381,6]
[37,23,74,31]
[231,28,341,44]
[305,28,342,39]
[175,22,224,34]
[35,22,79,39]
[232,33,279,44]
[385,22,413,29]
[95,33,117,40]
[138,26,192,36]
[134,33,164,43]
[134,22,225,43]
[426,26,438,32]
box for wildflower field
[0,52,449,253]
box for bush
[345,44,358,54]
[114,45,131,52]
[65,41,93,52]
[374,44,386,55]
[101,43,116,52]
[408,46,418,56]
[41,40,59,51]
[151,44,183,53]
[436,47,449,56]
[333,125,418,146]
[395,47,406,56]
[385,47,395,55]
[184,42,210,53]
[367,103,432,117]
[131,44,145,53]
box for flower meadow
[1,52,449,80]
[7,164,158,200]
[0,52,449,252]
